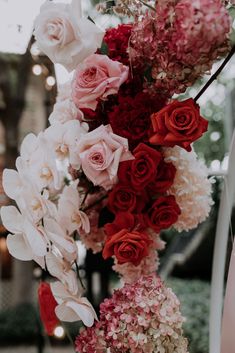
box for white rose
[34,0,104,71]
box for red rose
[146,195,181,232]
[109,93,166,150]
[118,160,132,185]
[105,212,146,236]
[149,98,208,151]
[102,229,152,266]
[131,143,162,189]
[108,184,149,214]
[147,160,176,194]
[38,282,59,336]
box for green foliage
[167,277,210,353]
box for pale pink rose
[77,125,133,190]
[34,0,104,71]
[72,54,129,110]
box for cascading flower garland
[1,0,233,351]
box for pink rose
[77,125,133,190]
[72,54,129,111]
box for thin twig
[122,1,135,17]
[138,0,156,12]
[82,194,108,212]
[81,188,92,208]
[194,45,235,102]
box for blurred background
[0,1,235,353]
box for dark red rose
[130,143,162,190]
[105,212,146,236]
[147,160,176,194]
[109,93,166,150]
[118,160,132,185]
[102,228,152,266]
[149,98,208,151]
[146,195,181,232]
[103,24,133,65]
[38,282,59,336]
[108,184,149,214]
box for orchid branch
[194,45,235,102]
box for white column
[209,131,235,353]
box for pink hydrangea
[171,0,231,66]
[75,274,188,353]
[130,0,231,97]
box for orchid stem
[75,261,86,290]
[194,45,235,102]
[61,322,74,347]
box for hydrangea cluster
[130,0,231,96]
[164,146,214,232]
[75,274,189,353]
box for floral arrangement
[1,0,233,352]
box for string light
[32,64,42,76]
[30,43,40,57]
[46,76,56,87]
[53,326,65,339]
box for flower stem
[194,45,235,102]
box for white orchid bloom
[18,189,57,224]
[46,252,79,295]
[44,120,88,168]
[2,169,57,224]
[2,134,42,199]
[58,182,90,235]
[51,281,97,327]
[19,133,62,191]
[0,206,47,267]
[43,218,78,262]
[2,168,25,201]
